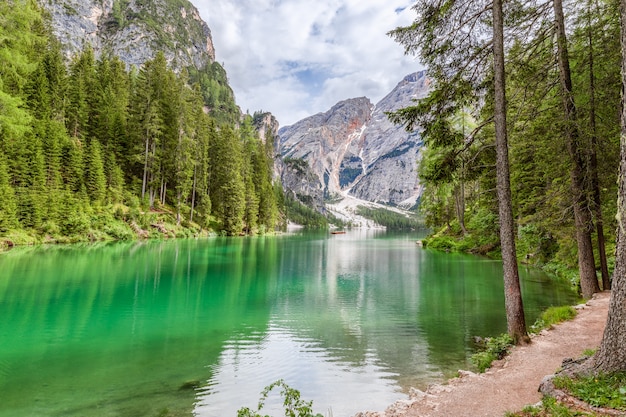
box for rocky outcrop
[252,112,280,145]
[40,0,215,71]
[278,71,429,210]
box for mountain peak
[40,0,215,71]
[278,72,428,212]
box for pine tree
[84,139,107,206]
[585,0,626,373]
[553,0,601,298]
[210,126,245,235]
[240,117,259,233]
[389,0,529,343]
[0,154,18,232]
[129,53,168,207]
[66,48,96,140]
[254,131,278,231]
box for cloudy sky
[192,0,422,127]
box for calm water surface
[0,230,578,416]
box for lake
[0,230,578,417]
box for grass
[470,333,514,373]
[505,368,626,416]
[553,372,626,411]
[530,306,578,334]
[505,396,599,416]
[472,305,578,374]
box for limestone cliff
[278,71,429,210]
[39,0,215,71]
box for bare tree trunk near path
[493,0,529,344]
[586,0,626,373]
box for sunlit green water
[0,230,578,416]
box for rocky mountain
[277,71,429,212]
[39,0,215,71]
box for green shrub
[237,380,324,417]
[470,334,514,373]
[103,221,135,240]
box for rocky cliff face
[252,112,280,145]
[40,0,215,70]
[278,71,429,210]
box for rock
[457,370,477,378]
[408,387,429,401]
[39,0,215,72]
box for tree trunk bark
[554,0,600,299]
[142,133,149,201]
[190,166,197,223]
[493,0,529,344]
[588,0,626,373]
[456,163,467,236]
[586,1,611,290]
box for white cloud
[192,0,421,127]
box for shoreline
[354,292,610,417]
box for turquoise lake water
[0,230,578,416]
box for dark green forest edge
[401,0,620,289]
[0,1,288,247]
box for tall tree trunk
[142,133,149,201]
[456,161,467,235]
[493,0,529,344]
[190,166,197,223]
[588,0,626,371]
[554,0,600,298]
[176,189,181,225]
[586,0,611,290]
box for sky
[192,0,422,127]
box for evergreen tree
[586,0,626,373]
[389,0,529,342]
[210,126,245,235]
[240,117,259,233]
[66,47,96,140]
[0,154,18,232]
[84,139,107,205]
[553,0,601,298]
[129,53,168,207]
[493,0,528,343]
[254,129,278,231]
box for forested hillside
[0,1,283,245]
[390,0,620,288]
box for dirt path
[356,292,611,417]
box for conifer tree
[85,139,107,206]
[389,0,529,343]
[585,0,626,373]
[553,0,601,298]
[210,126,245,235]
[254,130,278,231]
[0,154,18,232]
[67,48,96,140]
[240,117,260,233]
[130,53,168,207]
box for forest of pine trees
[0,1,284,243]
[390,0,621,290]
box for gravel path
[356,291,611,417]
